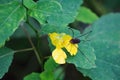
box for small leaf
[24,72,40,80]
[40,57,58,80]
[78,13,120,80]
[30,0,83,26]
[0,47,14,79]
[44,57,59,71]
[0,1,26,47]
[40,71,54,80]
[76,6,99,24]
[40,57,64,80]
[23,0,37,9]
[54,67,65,80]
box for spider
[68,28,94,66]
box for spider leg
[75,45,96,67]
[68,27,75,38]
[76,30,92,38]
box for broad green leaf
[76,7,99,24]
[44,57,59,71]
[41,25,71,35]
[0,47,14,79]
[0,1,26,47]
[30,0,83,26]
[23,0,37,9]
[67,42,96,69]
[24,72,40,80]
[47,26,96,69]
[78,13,120,80]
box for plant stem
[15,48,34,53]
[22,0,43,70]
[21,26,43,67]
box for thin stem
[25,20,43,66]
[15,48,34,53]
[21,26,43,66]
[26,20,38,34]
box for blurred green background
[1,0,120,80]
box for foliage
[0,1,25,47]
[78,13,120,80]
[24,72,40,80]
[76,6,99,24]
[0,47,14,79]
[0,0,120,80]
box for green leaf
[40,58,56,80]
[0,1,26,47]
[24,72,40,80]
[30,0,83,26]
[41,25,71,35]
[40,57,64,80]
[44,57,59,71]
[0,47,14,79]
[76,7,99,24]
[23,0,37,9]
[0,0,22,5]
[54,67,65,80]
[77,13,120,80]
[0,0,14,4]
[67,42,96,69]
[40,71,54,80]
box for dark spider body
[70,38,81,44]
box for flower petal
[49,33,65,48]
[49,33,59,46]
[63,34,72,46]
[52,48,67,64]
[65,43,78,56]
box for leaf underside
[78,13,120,80]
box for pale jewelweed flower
[49,32,78,64]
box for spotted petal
[65,43,78,56]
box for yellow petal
[52,48,67,64]
[49,33,59,46]
[62,34,72,46]
[65,43,78,56]
[49,33,65,48]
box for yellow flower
[49,32,78,64]
[62,34,78,56]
